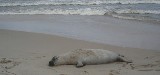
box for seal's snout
[49,61,55,67]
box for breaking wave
[0,8,106,15]
[114,9,160,14]
[0,0,160,21]
[0,0,160,6]
[0,8,159,16]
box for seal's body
[49,49,131,67]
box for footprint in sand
[109,70,120,75]
[138,69,154,71]
[0,58,21,69]
[82,70,89,75]
[36,56,46,59]
[134,61,160,71]
[155,60,160,64]
[134,64,156,71]
[0,58,12,64]
[59,74,67,75]
[0,58,21,75]
[155,69,160,71]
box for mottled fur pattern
[49,49,132,68]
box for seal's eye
[52,56,58,61]
[49,61,55,67]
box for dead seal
[49,49,132,68]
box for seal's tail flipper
[117,54,132,63]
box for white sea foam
[0,0,160,6]
[106,0,160,4]
[115,9,160,14]
[0,8,159,16]
[108,14,160,22]
[0,8,106,15]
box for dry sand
[0,29,160,75]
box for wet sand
[0,15,160,50]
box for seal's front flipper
[76,61,85,68]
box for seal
[49,49,132,68]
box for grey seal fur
[49,49,132,68]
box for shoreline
[0,14,160,24]
[0,29,160,75]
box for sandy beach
[0,15,160,75]
[1,0,160,74]
[0,29,160,75]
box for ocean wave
[106,0,160,4]
[0,8,106,15]
[114,9,160,14]
[0,0,160,6]
[107,13,160,22]
[0,8,159,16]
[0,7,159,22]
[0,0,160,22]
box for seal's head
[49,56,58,67]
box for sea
[0,0,160,22]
